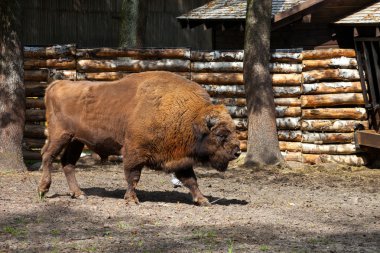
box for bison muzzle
[38,71,241,206]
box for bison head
[193,104,241,171]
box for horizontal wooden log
[26,98,45,109]
[302,133,354,144]
[276,117,301,130]
[279,141,302,152]
[24,124,46,138]
[302,108,367,120]
[190,51,244,62]
[303,57,357,70]
[23,150,42,160]
[240,140,247,152]
[24,70,48,81]
[226,106,247,118]
[234,118,247,130]
[275,106,301,117]
[302,154,321,164]
[301,120,369,132]
[318,154,367,166]
[277,130,302,142]
[271,52,302,63]
[76,72,125,81]
[273,86,301,98]
[302,143,357,154]
[25,82,49,97]
[281,152,303,162]
[274,98,301,106]
[24,44,76,58]
[203,85,245,97]
[302,49,356,60]
[192,73,243,85]
[302,82,362,94]
[24,58,76,70]
[26,109,46,122]
[76,48,190,59]
[272,73,303,85]
[237,130,248,140]
[303,69,360,83]
[211,98,246,107]
[301,93,365,108]
[77,59,190,72]
[49,70,76,80]
[192,62,243,73]
[269,63,302,73]
[23,138,46,149]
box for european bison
[38,71,241,206]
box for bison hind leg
[38,133,72,198]
[61,140,85,199]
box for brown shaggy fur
[38,71,240,206]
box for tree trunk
[243,0,283,167]
[120,0,146,48]
[0,0,26,171]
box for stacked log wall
[300,49,367,166]
[22,46,368,166]
[23,44,77,160]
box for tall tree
[119,0,147,48]
[0,0,26,171]
[243,0,284,167]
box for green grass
[3,226,27,237]
[259,245,270,251]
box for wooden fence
[23,45,368,165]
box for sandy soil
[0,159,379,253]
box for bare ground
[0,159,379,253]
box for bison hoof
[124,195,140,205]
[70,191,87,200]
[196,198,211,207]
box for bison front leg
[175,167,211,206]
[123,164,143,205]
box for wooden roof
[177,0,308,20]
[335,1,380,25]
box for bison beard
[38,71,241,206]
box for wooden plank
[203,85,245,98]
[76,48,190,59]
[302,82,362,94]
[24,70,48,81]
[275,106,301,117]
[23,138,46,149]
[272,73,303,85]
[302,108,367,120]
[301,120,369,132]
[271,52,302,63]
[76,72,125,81]
[25,82,49,97]
[49,70,76,80]
[211,98,247,107]
[24,44,76,58]
[26,98,45,109]
[277,130,302,142]
[269,63,302,73]
[302,143,357,154]
[273,86,301,98]
[301,93,365,108]
[190,51,244,62]
[317,154,367,166]
[303,57,357,70]
[281,152,303,162]
[24,124,46,138]
[276,117,301,130]
[302,49,356,59]
[25,109,46,122]
[24,58,76,70]
[191,62,243,73]
[77,59,190,72]
[23,150,42,160]
[303,69,360,83]
[302,132,354,144]
[279,141,302,152]
[274,98,301,106]
[192,73,243,84]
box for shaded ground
[0,159,379,253]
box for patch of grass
[84,246,97,252]
[192,229,217,240]
[3,226,26,237]
[259,245,269,251]
[227,239,234,253]
[51,229,60,236]
[117,221,129,230]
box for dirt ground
[0,158,379,253]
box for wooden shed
[177,0,376,50]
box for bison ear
[193,113,219,138]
